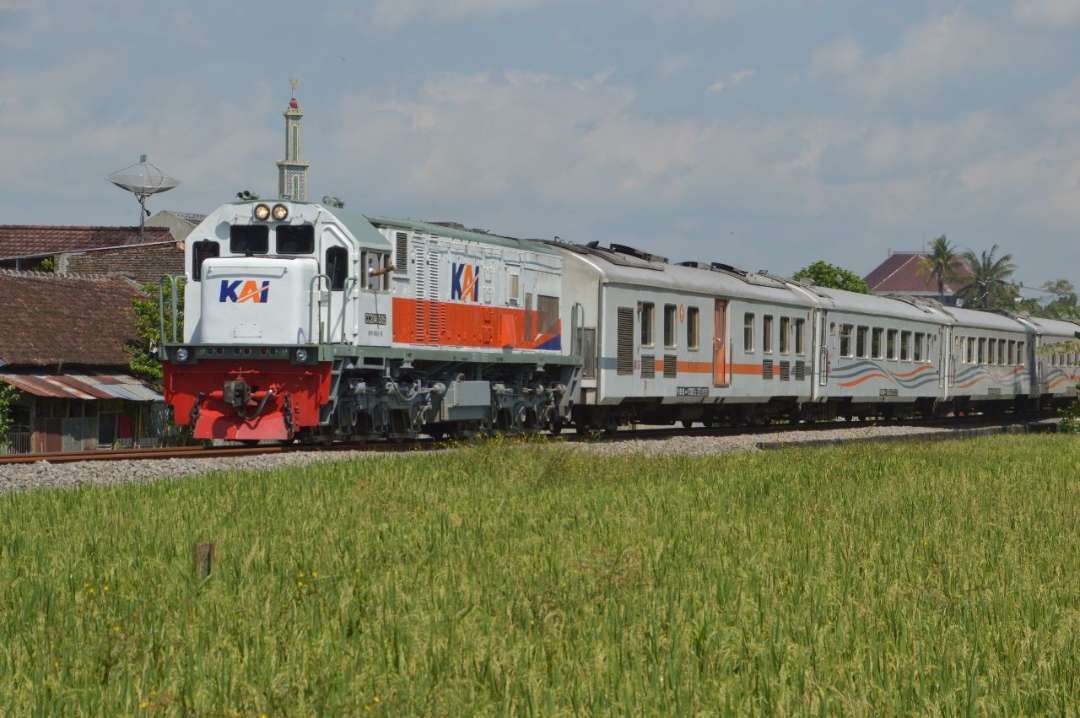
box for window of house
[191,240,219,282]
[900,331,912,361]
[795,319,805,355]
[779,317,790,353]
[856,326,869,358]
[276,224,315,254]
[763,315,774,353]
[230,225,269,254]
[325,246,349,291]
[840,324,853,357]
[886,329,898,360]
[744,313,755,352]
[664,304,677,348]
[641,303,654,346]
[687,307,700,350]
[871,328,884,359]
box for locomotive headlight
[295,348,308,363]
[271,203,289,221]
[253,203,271,221]
[175,347,190,363]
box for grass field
[2,436,1080,715]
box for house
[0,271,164,454]
[864,250,972,306]
[0,225,183,285]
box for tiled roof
[0,225,172,260]
[0,271,145,368]
[865,252,972,294]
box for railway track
[0,414,1057,466]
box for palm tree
[957,245,1018,310]
[917,235,960,301]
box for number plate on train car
[364,313,387,326]
[677,387,709,397]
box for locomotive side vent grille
[779,361,790,381]
[664,354,677,378]
[427,246,443,342]
[641,354,656,379]
[762,359,773,380]
[616,307,634,376]
[794,360,806,381]
[414,242,427,342]
[395,232,408,273]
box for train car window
[966,337,975,364]
[641,303,655,346]
[779,317,790,353]
[914,333,924,362]
[856,326,868,358]
[230,225,269,255]
[325,246,348,290]
[900,331,911,361]
[276,225,314,254]
[1017,341,1025,365]
[538,295,560,336]
[997,340,1006,366]
[395,232,409,273]
[978,337,986,364]
[886,329,898,360]
[1007,340,1016,365]
[191,240,219,282]
[687,307,700,350]
[840,324,853,357]
[507,273,520,306]
[743,313,755,352]
[582,328,597,378]
[795,319,805,354]
[361,251,388,291]
[988,339,997,365]
[871,328,883,359]
[763,315,774,353]
[664,305,677,348]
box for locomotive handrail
[157,274,185,357]
[309,273,332,344]
[337,276,358,344]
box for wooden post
[194,543,215,580]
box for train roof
[941,306,1028,333]
[556,243,815,307]
[812,288,953,324]
[362,215,560,256]
[1023,315,1080,339]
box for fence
[0,431,31,455]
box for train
[158,199,1080,442]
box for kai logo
[451,263,480,302]
[219,279,270,304]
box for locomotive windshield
[230,225,269,255]
[277,225,314,254]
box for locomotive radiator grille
[663,354,677,378]
[616,307,634,375]
[641,354,656,379]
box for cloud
[369,0,551,28]
[706,68,755,94]
[656,53,693,79]
[1014,0,1080,26]
[811,11,1019,100]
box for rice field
[2,436,1080,715]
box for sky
[2,0,1079,289]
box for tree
[127,282,183,386]
[956,245,1018,310]
[0,380,19,450]
[1040,279,1080,320]
[917,235,961,301]
[792,261,869,294]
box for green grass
[2,436,1080,715]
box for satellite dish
[107,154,180,242]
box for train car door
[713,299,729,386]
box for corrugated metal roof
[0,373,161,401]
